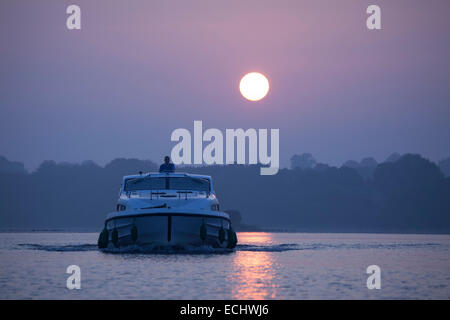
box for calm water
[0,232,449,299]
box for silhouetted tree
[385,152,402,163]
[0,154,449,233]
[373,154,449,232]
[360,157,378,167]
[438,158,450,177]
[291,153,316,169]
[0,156,26,174]
[342,160,360,168]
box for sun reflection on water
[229,232,278,299]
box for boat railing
[124,189,209,200]
[176,190,193,200]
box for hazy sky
[1,0,449,170]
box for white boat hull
[103,211,234,248]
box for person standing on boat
[159,156,175,173]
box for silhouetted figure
[159,156,175,173]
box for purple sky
[1,0,449,170]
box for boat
[97,172,237,250]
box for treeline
[0,154,449,233]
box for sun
[239,72,270,101]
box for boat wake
[17,243,302,253]
[17,242,439,253]
[17,243,234,254]
[17,243,97,252]
[236,243,301,252]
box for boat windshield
[124,176,210,193]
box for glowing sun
[239,72,269,101]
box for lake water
[0,232,449,299]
